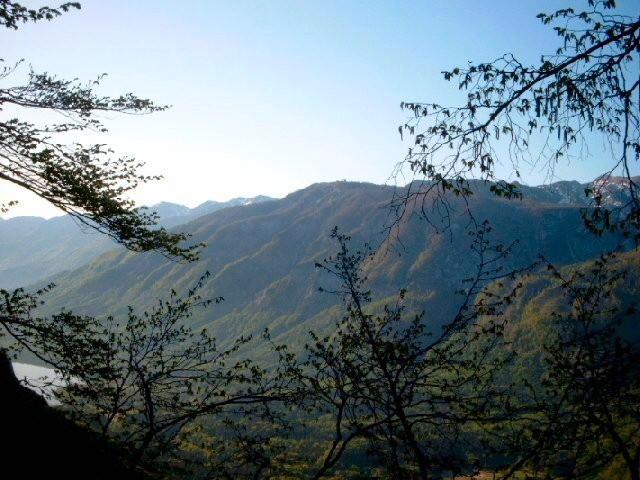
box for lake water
[12,362,62,405]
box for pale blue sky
[1,0,638,217]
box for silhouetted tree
[1,1,198,260]
[395,0,639,241]
[0,0,202,363]
[50,274,288,477]
[502,254,639,479]
[273,223,532,479]
[388,2,639,477]
[0,1,202,362]
[0,3,278,478]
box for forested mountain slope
[0,215,115,289]
[0,196,272,289]
[503,247,640,380]
[34,180,629,353]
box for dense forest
[0,1,638,479]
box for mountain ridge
[0,195,274,289]
[29,179,630,359]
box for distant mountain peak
[0,194,273,288]
[398,177,635,208]
[146,202,191,218]
[189,196,274,217]
[532,176,636,207]
[142,195,274,221]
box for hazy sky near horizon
[1,0,638,217]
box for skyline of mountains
[24,178,631,361]
[0,195,275,223]
[0,195,274,288]
[144,195,275,228]
[2,175,635,222]
[0,177,634,294]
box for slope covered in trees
[0,196,272,288]
[31,180,629,356]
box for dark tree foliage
[395,0,639,241]
[0,0,199,261]
[0,274,288,478]
[0,0,199,384]
[504,254,640,480]
[0,0,79,29]
[0,282,113,379]
[55,275,287,477]
[388,2,639,477]
[0,4,265,477]
[273,223,533,479]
